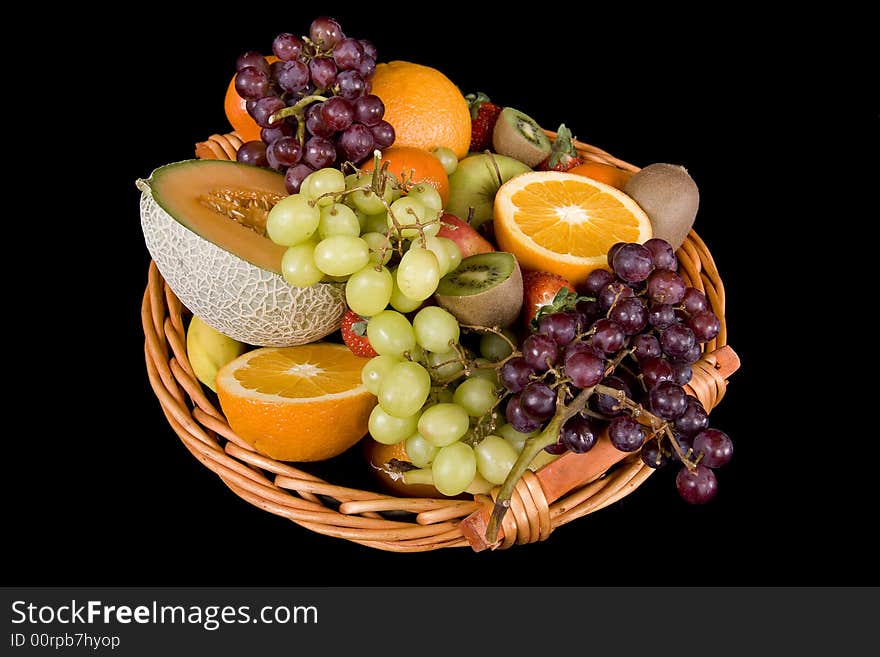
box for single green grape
[280,241,323,288]
[396,247,440,301]
[361,232,393,266]
[313,235,370,277]
[426,348,465,383]
[438,236,462,272]
[305,167,345,206]
[266,194,320,246]
[431,147,458,175]
[361,354,402,395]
[388,196,430,239]
[345,265,393,317]
[432,441,477,496]
[366,310,417,358]
[413,235,453,277]
[479,329,516,362]
[497,423,537,453]
[362,212,390,235]
[368,405,420,445]
[319,203,362,238]
[406,183,443,213]
[417,402,470,447]
[378,361,432,418]
[389,269,424,313]
[452,376,498,417]
[413,306,460,353]
[474,435,518,485]
[405,433,438,469]
[350,172,397,214]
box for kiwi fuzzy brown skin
[492,107,552,167]
[624,163,700,250]
[434,252,524,328]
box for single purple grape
[303,137,337,169]
[583,268,615,296]
[309,57,338,89]
[250,96,286,129]
[370,121,395,149]
[591,319,626,354]
[649,381,688,420]
[236,51,269,74]
[332,37,364,70]
[661,324,696,359]
[609,416,646,452]
[305,103,334,138]
[321,96,354,132]
[261,120,294,144]
[234,66,271,100]
[641,440,668,468]
[640,356,673,389]
[564,350,605,388]
[643,238,678,271]
[272,33,304,61]
[676,465,718,504]
[693,429,733,468]
[522,333,559,372]
[506,394,543,433]
[236,141,268,167]
[631,334,661,360]
[284,163,314,194]
[592,376,630,416]
[682,288,709,315]
[359,39,378,60]
[674,398,709,437]
[599,281,634,310]
[689,310,721,342]
[358,56,376,79]
[309,16,344,49]
[670,360,693,386]
[353,94,385,126]
[276,60,310,93]
[561,415,597,453]
[647,269,687,305]
[612,243,654,283]
[499,357,534,393]
[538,312,578,346]
[266,137,302,168]
[336,123,375,163]
[520,382,556,421]
[336,70,366,100]
[608,297,647,335]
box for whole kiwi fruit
[624,163,699,249]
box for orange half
[493,171,652,285]
[216,343,376,462]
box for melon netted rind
[140,187,346,347]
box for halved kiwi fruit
[492,107,552,167]
[434,252,523,328]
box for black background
[8,9,874,587]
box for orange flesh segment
[234,346,363,398]
[511,179,644,258]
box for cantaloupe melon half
[139,160,346,347]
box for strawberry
[538,124,583,172]
[341,310,378,358]
[521,269,577,328]
[466,92,503,153]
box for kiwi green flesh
[493,108,552,167]
[436,252,515,297]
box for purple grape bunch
[232,17,394,192]
[498,237,732,505]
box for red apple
[436,213,495,258]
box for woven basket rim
[141,139,733,552]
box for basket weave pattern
[141,140,730,552]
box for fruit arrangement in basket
[138,16,738,551]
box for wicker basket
[141,136,737,552]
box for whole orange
[370,61,471,159]
[361,146,450,205]
[224,55,279,143]
[567,161,635,191]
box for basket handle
[460,345,740,551]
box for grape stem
[268,94,329,146]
